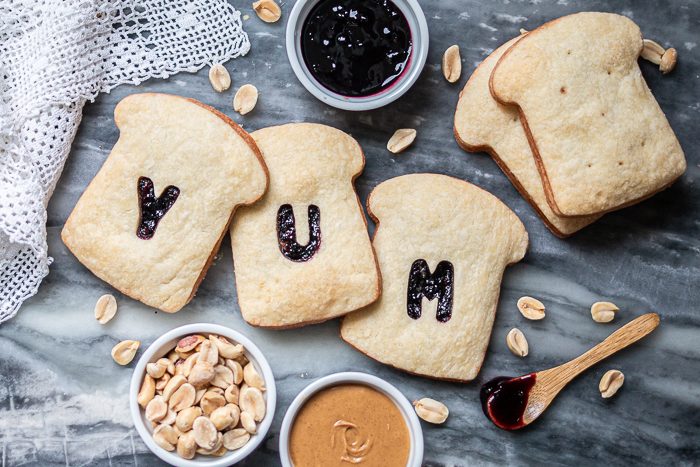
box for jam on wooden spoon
[481,312,660,430]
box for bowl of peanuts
[129,323,276,466]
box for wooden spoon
[481,312,660,430]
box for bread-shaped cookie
[62,93,268,312]
[341,174,528,381]
[490,12,686,217]
[230,123,380,328]
[455,36,600,237]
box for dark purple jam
[277,204,321,262]
[480,373,537,431]
[407,259,454,322]
[136,176,180,240]
[301,0,412,97]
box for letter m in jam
[406,259,454,322]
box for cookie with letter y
[62,93,268,312]
[230,123,380,328]
[341,174,528,381]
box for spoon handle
[556,313,660,383]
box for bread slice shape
[230,123,380,328]
[340,174,528,381]
[62,93,268,313]
[490,12,686,217]
[455,36,601,237]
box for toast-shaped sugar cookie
[230,123,380,328]
[490,12,686,217]
[62,93,268,312]
[455,36,600,237]
[341,174,528,381]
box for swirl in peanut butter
[289,384,410,466]
[332,420,373,464]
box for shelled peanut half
[137,334,266,459]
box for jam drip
[136,176,180,240]
[277,204,321,262]
[406,259,454,322]
[301,0,412,97]
[480,374,537,430]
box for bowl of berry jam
[286,0,429,111]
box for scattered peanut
[506,328,529,357]
[208,64,231,92]
[413,398,449,424]
[252,0,281,23]
[517,296,546,320]
[233,84,258,115]
[94,294,117,324]
[386,128,417,154]
[442,44,461,83]
[599,369,625,398]
[641,39,677,74]
[591,301,619,323]
[111,340,140,365]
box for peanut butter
[289,384,410,466]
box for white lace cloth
[0,0,250,323]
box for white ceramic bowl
[285,0,429,111]
[129,323,276,467]
[279,372,423,466]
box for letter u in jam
[277,204,321,262]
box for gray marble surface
[1,0,699,465]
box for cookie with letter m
[341,174,528,381]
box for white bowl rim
[278,371,424,467]
[129,323,277,467]
[285,0,430,111]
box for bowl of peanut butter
[279,372,423,466]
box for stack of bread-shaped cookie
[454,12,686,237]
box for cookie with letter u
[341,174,528,381]
[62,93,268,312]
[230,123,380,328]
